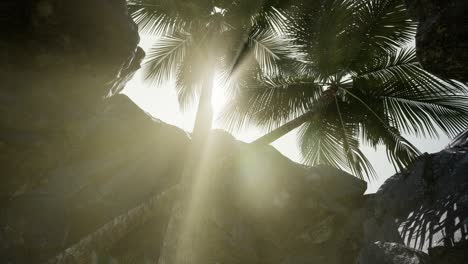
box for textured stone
[357,241,431,264]
[360,133,468,264]
[429,240,468,264]
[2,1,468,263]
[405,0,468,82]
[0,0,141,200]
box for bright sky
[122,37,451,193]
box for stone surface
[429,240,468,264]
[360,134,468,264]
[0,3,370,259]
[109,129,368,263]
[373,149,468,251]
[357,241,431,264]
[404,0,468,82]
[0,0,142,200]
[1,1,468,263]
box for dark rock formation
[360,134,468,264]
[0,0,142,200]
[357,241,430,264]
[148,134,368,263]
[429,240,468,264]
[0,106,369,263]
[0,2,370,262]
[405,0,468,82]
[1,0,468,263]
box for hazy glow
[123,36,451,193]
[212,74,229,117]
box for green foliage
[128,0,468,180]
[128,0,301,111]
[220,0,468,180]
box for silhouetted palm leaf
[221,0,468,179]
[221,76,322,132]
[143,31,191,85]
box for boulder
[404,0,468,82]
[357,241,431,264]
[361,132,468,264]
[429,240,468,264]
[0,1,372,262]
[0,0,142,201]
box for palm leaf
[354,47,466,95]
[346,0,416,68]
[248,27,297,76]
[335,98,377,180]
[127,0,185,36]
[351,47,468,138]
[219,76,322,132]
[297,0,356,77]
[340,87,422,171]
[142,31,191,85]
[298,118,350,171]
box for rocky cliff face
[360,142,468,264]
[0,0,143,201]
[404,0,468,82]
[0,1,369,262]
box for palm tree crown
[128,0,301,136]
[220,0,468,180]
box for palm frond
[248,27,297,76]
[345,0,416,68]
[174,52,205,112]
[354,47,466,95]
[351,47,468,138]
[219,76,322,132]
[298,118,350,171]
[382,93,468,138]
[340,87,422,171]
[224,5,302,82]
[335,98,377,180]
[360,120,421,172]
[297,0,355,76]
[128,0,185,36]
[142,31,191,85]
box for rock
[429,240,468,264]
[0,96,189,263]
[446,129,468,149]
[3,0,467,263]
[0,1,372,260]
[0,0,141,200]
[404,0,468,82]
[362,133,468,264]
[357,241,431,264]
[0,0,148,262]
[373,148,468,252]
[1,115,370,264]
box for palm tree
[48,1,303,262]
[47,0,468,262]
[128,0,301,146]
[220,0,468,179]
[127,0,303,263]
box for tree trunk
[252,86,339,145]
[48,67,217,264]
[191,67,215,152]
[47,185,180,264]
[252,111,316,145]
[157,66,216,264]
